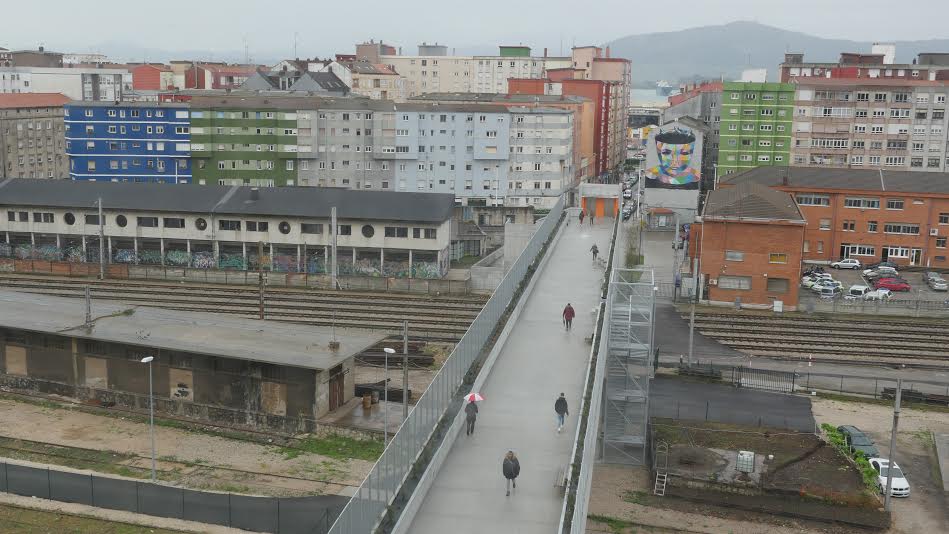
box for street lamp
[383,348,395,444]
[140,356,156,482]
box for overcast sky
[4,0,948,60]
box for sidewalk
[408,218,614,533]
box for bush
[821,424,878,491]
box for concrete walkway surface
[408,218,614,533]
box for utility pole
[84,286,92,327]
[884,378,902,511]
[688,257,699,367]
[331,206,338,290]
[257,241,265,320]
[97,198,105,280]
[402,320,409,421]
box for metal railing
[328,197,565,533]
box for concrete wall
[503,222,537,270]
[644,188,700,225]
[469,247,505,291]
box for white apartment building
[507,106,573,209]
[0,66,132,101]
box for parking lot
[800,264,949,306]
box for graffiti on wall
[644,123,702,189]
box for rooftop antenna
[243,35,249,64]
[294,32,299,59]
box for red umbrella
[464,392,485,402]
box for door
[911,248,922,266]
[328,364,345,412]
[657,215,668,227]
[840,245,850,260]
[881,248,889,261]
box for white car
[845,285,870,300]
[831,258,862,269]
[864,288,892,301]
[863,266,898,277]
[869,458,910,497]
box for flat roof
[65,101,188,109]
[721,166,949,196]
[0,290,385,371]
[0,179,456,223]
[0,93,70,109]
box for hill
[606,21,949,87]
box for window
[819,218,831,230]
[842,220,855,231]
[795,194,830,206]
[718,275,751,290]
[886,199,904,210]
[883,223,920,235]
[301,223,323,234]
[886,246,910,258]
[844,197,880,209]
[163,217,185,229]
[246,221,269,232]
[938,238,948,249]
[768,253,788,264]
[337,225,352,236]
[940,213,949,225]
[766,278,789,293]
[286,160,294,171]
[219,220,240,231]
[724,250,744,261]
[384,226,408,238]
[137,216,158,228]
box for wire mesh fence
[327,197,565,534]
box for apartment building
[347,61,405,101]
[0,93,69,179]
[64,101,191,182]
[661,81,722,181]
[131,64,175,91]
[506,106,574,208]
[789,78,949,172]
[779,50,949,83]
[723,166,949,268]
[717,82,795,176]
[0,66,132,101]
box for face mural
[645,128,701,186]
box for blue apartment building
[64,102,191,183]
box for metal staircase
[653,472,667,496]
[653,441,669,496]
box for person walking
[464,399,479,436]
[562,303,576,331]
[502,451,520,496]
[590,243,599,262]
[579,210,585,225]
[590,212,595,226]
[555,393,569,433]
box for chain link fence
[328,197,565,534]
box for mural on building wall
[644,124,702,189]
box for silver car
[927,276,948,291]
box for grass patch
[623,490,649,505]
[820,424,878,491]
[587,514,635,534]
[814,392,949,414]
[0,502,188,533]
[279,434,383,462]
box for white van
[845,285,870,300]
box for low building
[0,93,69,179]
[0,65,132,101]
[691,182,806,310]
[721,166,949,268]
[64,101,191,183]
[0,179,454,278]
[0,289,384,428]
[131,63,175,91]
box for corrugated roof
[702,182,804,222]
[0,93,70,109]
[721,166,949,196]
[0,179,456,223]
[0,290,383,370]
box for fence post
[875,379,879,399]
[276,498,281,533]
[839,375,843,393]
[705,401,709,421]
[676,400,679,420]
[228,493,232,527]
[90,474,94,506]
[47,467,51,498]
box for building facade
[789,78,949,172]
[0,66,132,101]
[723,167,949,269]
[779,51,949,84]
[717,82,795,177]
[131,64,175,91]
[0,93,69,179]
[65,102,191,183]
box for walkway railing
[328,197,565,534]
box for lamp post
[140,356,156,482]
[383,347,395,444]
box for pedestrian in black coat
[555,393,569,433]
[464,400,479,436]
[502,450,520,496]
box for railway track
[685,310,949,367]
[0,273,487,341]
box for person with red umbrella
[464,392,483,436]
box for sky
[3,0,948,62]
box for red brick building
[131,63,174,90]
[722,167,949,268]
[691,182,806,309]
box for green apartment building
[188,97,302,186]
[717,82,795,177]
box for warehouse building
[0,290,385,428]
[0,179,454,278]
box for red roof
[0,93,71,109]
[649,207,674,214]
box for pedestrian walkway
[408,218,614,533]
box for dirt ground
[0,396,373,497]
[811,397,949,534]
[588,464,865,534]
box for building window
[795,194,830,206]
[137,216,158,228]
[769,253,789,264]
[844,197,880,209]
[219,220,240,231]
[384,226,409,238]
[718,275,751,290]
[937,238,948,249]
[819,219,831,230]
[337,225,352,236]
[163,217,185,229]
[868,221,878,232]
[886,199,904,210]
[883,223,920,235]
[301,223,323,234]
[766,278,789,293]
[246,221,269,232]
[842,220,855,231]
[724,250,744,261]
[939,213,949,225]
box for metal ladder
[653,472,668,496]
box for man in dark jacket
[464,399,478,436]
[562,303,576,331]
[555,393,569,433]
[502,451,520,496]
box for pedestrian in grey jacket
[464,400,479,436]
[502,450,520,496]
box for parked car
[927,275,948,291]
[874,278,911,292]
[869,458,911,497]
[831,258,862,269]
[845,285,870,300]
[623,189,633,199]
[819,286,841,299]
[864,266,898,278]
[864,288,892,301]
[866,261,899,271]
[837,426,881,458]
[812,279,843,292]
